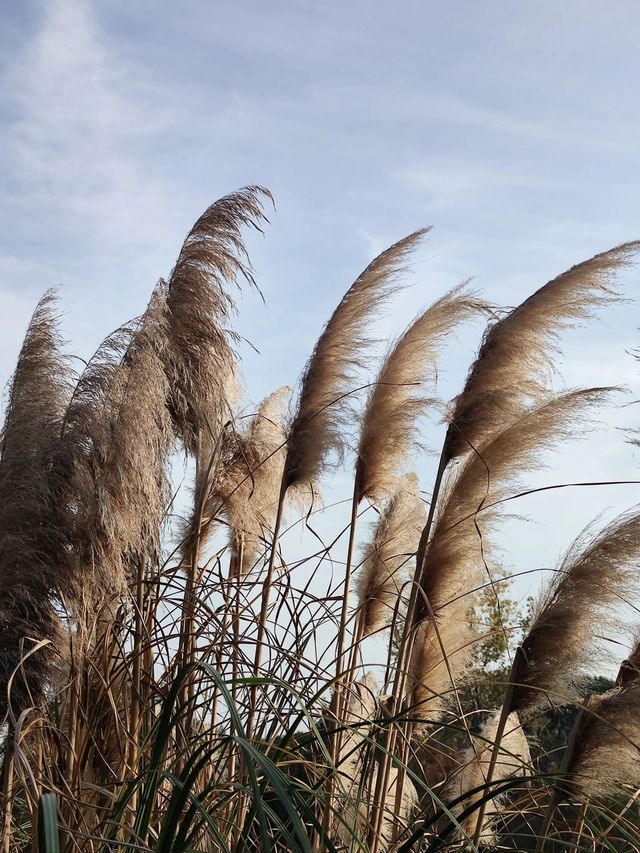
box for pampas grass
[512,507,640,714]
[2,191,640,853]
[445,710,531,845]
[445,242,637,461]
[206,386,290,573]
[408,388,613,721]
[356,284,486,503]
[284,229,428,491]
[0,291,72,714]
[356,473,426,638]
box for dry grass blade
[446,242,638,461]
[284,229,429,490]
[0,291,73,714]
[445,710,531,845]
[357,283,486,503]
[512,507,640,713]
[164,185,271,453]
[356,473,426,638]
[410,388,613,718]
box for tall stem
[1,724,14,853]
[246,481,287,742]
[367,439,449,853]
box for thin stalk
[127,557,146,809]
[231,534,244,730]
[321,474,361,849]
[229,538,243,848]
[1,724,13,853]
[246,480,287,742]
[367,439,449,852]
[330,472,361,744]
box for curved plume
[356,473,426,637]
[410,388,613,718]
[445,242,638,461]
[284,229,429,490]
[446,710,531,845]
[570,680,640,800]
[58,286,175,613]
[164,186,271,453]
[511,507,640,713]
[357,284,486,502]
[204,386,291,573]
[0,292,73,713]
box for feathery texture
[356,473,426,637]
[164,186,270,454]
[410,388,612,718]
[570,681,640,800]
[179,362,242,561]
[357,284,486,502]
[284,229,429,490]
[511,507,640,713]
[58,286,175,615]
[446,711,531,845]
[205,387,290,573]
[616,629,640,686]
[0,292,73,713]
[445,243,637,461]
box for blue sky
[2,0,640,635]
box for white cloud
[3,0,179,253]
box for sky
[2,0,640,654]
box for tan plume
[569,680,640,800]
[511,507,640,714]
[284,229,429,490]
[164,186,271,453]
[206,387,291,573]
[357,283,486,502]
[356,473,426,637]
[446,710,531,845]
[0,291,73,714]
[179,362,243,562]
[410,388,613,718]
[58,285,175,614]
[445,243,638,461]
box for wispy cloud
[2,0,179,257]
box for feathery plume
[445,243,637,461]
[58,286,175,613]
[511,507,640,713]
[446,711,531,845]
[0,292,73,713]
[410,388,613,718]
[206,386,291,572]
[570,681,640,800]
[284,230,429,490]
[357,284,486,502]
[179,362,242,560]
[164,186,271,453]
[356,473,426,637]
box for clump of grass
[1,187,640,853]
